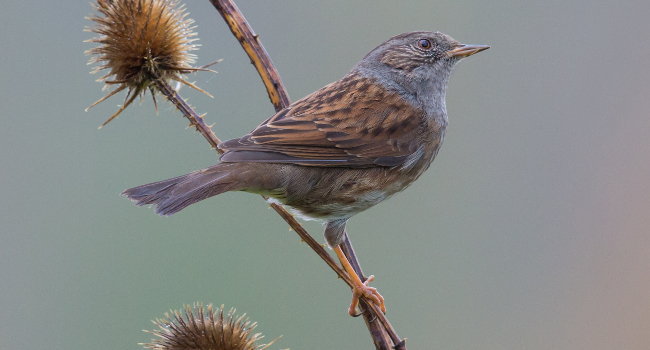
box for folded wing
[219,73,426,168]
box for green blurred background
[2,1,649,349]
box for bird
[123,31,489,316]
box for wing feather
[219,73,425,167]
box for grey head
[353,31,489,117]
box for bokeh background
[2,1,649,349]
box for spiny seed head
[142,304,277,350]
[85,0,210,127]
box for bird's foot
[333,244,387,316]
[348,274,386,316]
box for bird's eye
[417,39,433,50]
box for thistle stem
[208,0,290,109]
[152,75,222,151]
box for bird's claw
[347,275,386,316]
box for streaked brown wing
[219,73,425,167]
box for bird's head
[354,31,489,111]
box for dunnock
[124,31,488,315]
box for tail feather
[122,163,240,216]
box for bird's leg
[333,244,386,316]
[325,220,386,316]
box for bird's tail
[122,163,243,216]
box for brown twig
[268,201,352,285]
[208,1,405,349]
[208,0,290,110]
[152,76,222,150]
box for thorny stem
[152,76,222,151]
[207,0,406,349]
[208,0,290,109]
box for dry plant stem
[269,201,352,286]
[152,76,222,151]
[208,0,290,108]
[208,1,406,349]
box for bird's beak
[447,44,490,58]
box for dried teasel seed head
[143,304,278,350]
[85,0,212,128]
